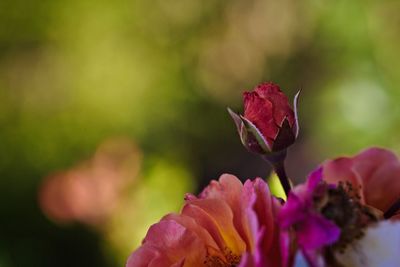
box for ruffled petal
[163,213,219,250]
[126,245,162,267]
[353,148,400,212]
[243,91,277,141]
[323,147,400,214]
[140,220,206,266]
[182,198,246,256]
[254,82,295,127]
[200,174,255,250]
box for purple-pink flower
[126,174,291,267]
[279,168,340,251]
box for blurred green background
[1,0,400,266]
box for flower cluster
[126,82,400,267]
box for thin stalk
[271,160,291,197]
[262,150,292,197]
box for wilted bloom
[322,147,400,219]
[126,174,291,267]
[228,82,299,155]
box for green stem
[271,160,291,198]
[262,150,292,197]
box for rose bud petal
[228,82,300,155]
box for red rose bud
[228,82,300,155]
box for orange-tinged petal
[163,213,219,250]
[182,198,246,256]
[200,174,257,252]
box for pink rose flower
[228,82,299,154]
[322,147,400,219]
[126,174,291,267]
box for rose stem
[384,198,400,219]
[262,151,292,197]
[271,160,292,198]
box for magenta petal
[279,193,306,228]
[306,167,323,192]
[253,227,266,266]
[279,229,291,267]
[297,214,340,250]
